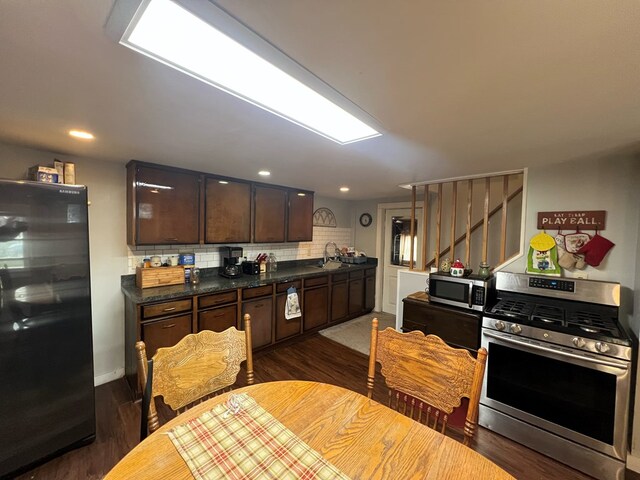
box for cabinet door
[198,305,237,332]
[348,279,364,315]
[254,186,286,243]
[330,282,348,322]
[205,178,251,243]
[287,191,313,242]
[133,165,200,245]
[402,298,480,351]
[242,297,273,348]
[142,314,192,358]
[365,275,375,311]
[303,286,328,331]
[275,294,301,341]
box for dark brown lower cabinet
[242,297,273,348]
[275,280,302,341]
[348,279,364,315]
[331,281,348,322]
[402,297,480,352]
[303,286,328,331]
[365,275,375,311]
[141,314,192,358]
[198,304,237,332]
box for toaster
[242,261,260,275]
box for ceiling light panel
[113,0,381,144]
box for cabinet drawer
[198,290,237,309]
[304,276,327,288]
[198,304,237,332]
[365,268,376,277]
[142,314,192,358]
[331,272,348,283]
[276,279,302,293]
[349,270,364,280]
[142,298,192,320]
[242,284,273,300]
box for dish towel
[168,393,350,480]
[285,287,301,320]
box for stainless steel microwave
[428,272,494,311]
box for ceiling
[1,1,639,200]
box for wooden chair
[367,318,487,446]
[136,313,254,439]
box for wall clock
[359,213,372,227]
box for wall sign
[537,210,606,230]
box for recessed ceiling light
[68,130,94,140]
[340,186,350,192]
[111,0,381,144]
[218,180,229,184]
[258,170,271,176]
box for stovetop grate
[486,291,628,344]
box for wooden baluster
[435,184,442,268]
[450,181,457,260]
[410,186,416,270]
[421,185,429,271]
[500,175,509,264]
[409,397,416,420]
[482,177,490,264]
[432,410,440,430]
[465,179,473,267]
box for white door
[381,208,421,314]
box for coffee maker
[219,246,243,278]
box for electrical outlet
[574,272,589,279]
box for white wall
[0,142,127,385]
[503,155,640,329]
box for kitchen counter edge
[121,260,377,304]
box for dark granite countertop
[121,258,377,304]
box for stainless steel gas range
[479,272,634,480]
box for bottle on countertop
[267,252,277,272]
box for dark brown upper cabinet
[127,162,200,245]
[254,186,287,243]
[287,191,314,242]
[126,161,314,246]
[205,177,251,244]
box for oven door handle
[482,330,629,370]
[468,283,473,309]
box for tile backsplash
[126,226,354,273]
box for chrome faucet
[323,241,340,264]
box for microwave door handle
[468,283,474,309]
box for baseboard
[94,368,124,386]
[627,453,640,473]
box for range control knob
[509,324,522,334]
[494,320,505,331]
[572,337,586,348]
[595,342,610,353]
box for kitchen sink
[312,260,349,270]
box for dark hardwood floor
[15,334,640,480]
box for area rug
[318,312,396,355]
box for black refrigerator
[0,180,95,478]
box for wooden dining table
[104,380,514,479]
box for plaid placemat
[167,393,351,480]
